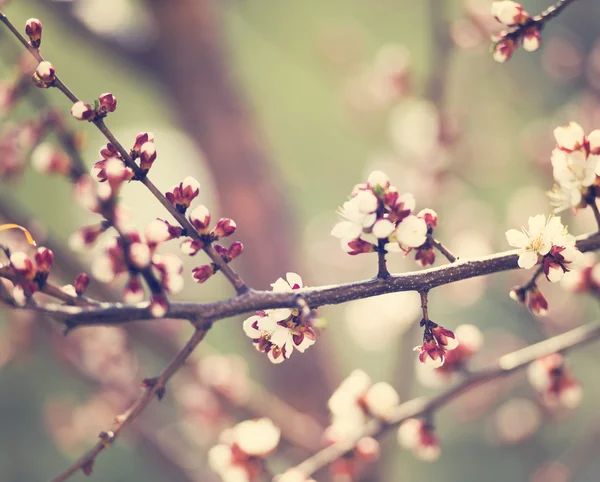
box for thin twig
[376,240,389,279]
[14,231,600,329]
[428,235,457,263]
[50,319,213,482]
[292,320,600,476]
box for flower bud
[192,264,214,284]
[139,141,156,171]
[418,208,438,229]
[132,132,154,153]
[70,101,95,121]
[211,218,236,238]
[166,177,200,213]
[491,1,529,26]
[180,238,204,256]
[25,18,42,48]
[97,93,117,114]
[189,205,211,232]
[34,247,54,274]
[355,437,380,463]
[32,61,55,88]
[493,38,517,63]
[74,273,90,296]
[10,252,35,279]
[228,241,244,260]
[522,27,541,52]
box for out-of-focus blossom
[527,353,582,409]
[208,418,280,482]
[397,418,440,461]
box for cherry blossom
[491,1,529,27]
[505,215,582,280]
[548,122,600,212]
[242,273,316,363]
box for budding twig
[50,319,213,482]
[291,320,600,476]
[0,12,249,296]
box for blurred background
[2,0,600,480]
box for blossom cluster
[491,1,541,63]
[7,246,54,306]
[331,170,437,264]
[208,418,281,482]
[527,353,582,409]
[243,273,316,363]
[548,122,600,212]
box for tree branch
[14,231,600,328]
[292,320,600,476]
[50,319,213,482]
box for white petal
[527,214,547,235]
[547,265,564,283]
[270,277,292,292]
[505,229,528,248]
[331,221,362,239]
[242,315,263,338]
[285,272,303,289]
[372,219,395,239]
[518,250,538,269]
[554,122,585,150]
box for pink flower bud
[431,323,457,350]
[34,247,54,274]
[100,143,120,160]
[139,142,156,171]
[33,61,55,88]
[11,252,36,278]
[397,419,440,461]
[192,264,214,284]
[522,27,541,52]
[493,38,517,63]
[213,244,228,259]
[70,101,95,121]
[180,238,204,256]
[228,241,244,259]
[166,177,201,213]
[189,205,211,232]
[417,208,438,228]
[25,18,43,48]
[491,1,529,26]
[509,286,527,304]
[132,132,154,153]
[12,284,28,307]
[149,293,168,318]
[211,218,236,238]
[414,336,445,368]
[144,218,182,246]
[97,93,117,114]
[74,273,90,296]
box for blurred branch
[51,319,213,482]
[14,231,600,328]
[496,0,581,46]
[292,320,600,476]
